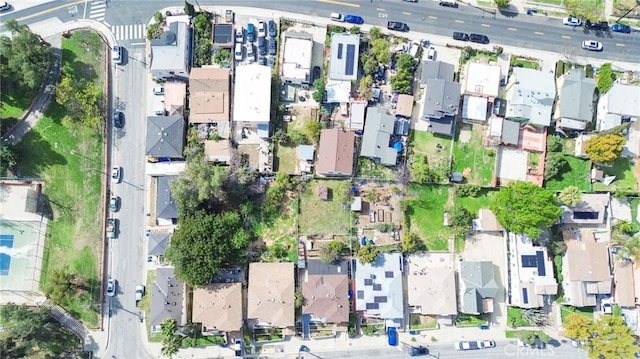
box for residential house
[192,283,243,335]
[613,260,636,308]
[160,81,187,116]
[472,208,504,232]
[316,128,355,176]
[150,267,185,332]
[561,193,611,228]
[281,32,313,84]
[147,232,171,262]
[189,68,230,125]
[146,115,186,159]
[561,232,611,307]
[420,61,460,137]
[462,62,501,123]
[150,17,191,80]
[459,261,499,314]
[203,140,232,165]
[505,68,556,127]
[507,233,557,308]
[597,83,640,131]
[406,253,457,320]
[360,107,398,166]
[328,33,359,81]
[155,176,178,225]
[247,263,295,333]
[554,69,596,130]
[349,101,367,131]
[233,64,272,140]
[355,253,404,325]
[297,145,315,174]
[301,259,350,337]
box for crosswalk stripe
[91,4,106,10]
[111,24,147,40]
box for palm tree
[558,186,582,207]
[611,221,640,263]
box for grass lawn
[455,188,495,217]
[529,0,562,5]
[274,144,297,174]
[505,330,544,339]
[512,58,540,70]
[406,184,452,251]
[544,155,591,191]
[409,314,438,330]
[142,270,162,342]
[452,124,495,186]
[12,31,105,328]
[357,158,396,180]
[469,52,497,63]
[560,305,594,324]
[455,313,487,327]
[592,157,637,192]
[631,198,640,227]
[299,180,351,235]
[409,131,452,182]
[507,307,531,328]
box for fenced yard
[592,157,638,192]
[409,131,453,183]
[452,124,495,186]
[405,184,453,251]
[299,180,351,235]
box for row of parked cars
[234,20,278,64]
[562,16,632,33]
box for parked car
[601,299,613,314]
[235,27,244,43]
[453,31,469,41]
[479,340,496,348]
[258,21,267,38]
[268,38,277,55]
[403,0,418,2]
[344,15,364,24]
[426,47,436,61]
[581,40,603,51]
[387,327,398,346]
[106,218,117,238]
[247,23,256,42]
[469,33,490,44]
[439,0,459,7]
[387,21,409,32]
[562,16,582,26]
[111,45,123,65]
[0,1,11,12]
[234,43,244,61]
[111,166,122,183]
[408,346,429,356]
[585,20,609,31]
[268,20,277,37]
[106,279,117,297]
[135,285,145,302]
[246,44,256,62]
[113,111,124,128]
[612,23,631,33]
[152,86,164,95]
[109,195,120,212]
[455,341,479,350]
[257,37,266,56]
[267,56,276,68]
[330,12,345,22]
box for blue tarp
[392,142,403,152]
[360,237,367,245]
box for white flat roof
[233,64,272,123]
[282,35,313,82]
[465,62,501,98]
[462,95,488,122]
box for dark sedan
[113,111,124,128]
[469,33,490,44]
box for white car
[106,279,117,297]
[111,45,123,65]
[246,44,256,63]
[109,196,120,212]
[235,27,244,44]
[152,86,164,95]
[330,13,345,22]
[234,43,244,61]
[427,47,436,61]
[258,21,267,38]
[0,1,10,12]
[581,40,603,51]
[111,166,122,183]
[563,16,582,26]
[135,285,145,302]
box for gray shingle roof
[460,261,499,314]
[501,120,520,145]
[148,232,171,256]
[150,267,185,328]
[558,69,596,123]
[146,115,186,158]
[360,107,397,166]
[422,79,461,120]
[156,176,178,220]
[420,61,455,84]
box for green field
[299,180,351,235]
[452,124,495,186]
[455,188,495,217]
[592,157,638,192]
[406,184,452,251]
[274,144,297,174]
[544,155,591,191]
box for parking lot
[233,15,279,67]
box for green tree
[358,75,374,99]
[544,152,568,180]
[584,133,625,164]
[213,49,231,67]
[587,315,636,359]
[546,135,564,153]
[55,74,103,129]
[558,186,582,207]
[193,12,212,67]
[349,26,361,34]
[0,303,80,358]
[490,181,561,239]
[165,211,250,287]
[42,268,82,306]
[402,232,421,253]
[596,63,615,94]
[272,128,289,145]
[0,143,18,174]
[368,26,383,40]
[564,313,592,341]
[363,56,378,75]
[564,0,598,22]
[184,1,196,16]
[312,79,325,103]
[0,20,52,92]
[396,53,416,69]
[456,184,481,198]
[494,0,511,7]
[516,331,537,345]
[412,155,437,183]
[320,240,344,263]
[370,38,391,64]
[357,244,379,264]
[295,290,305,308]
[303,120,321,143]
[160,318,181,358]
[451,205,473,240]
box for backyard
[455,187,495,217]
[274,144,297,174]
[12,31,105,327]
[254,198,299,263]
[452,124,495,186]
[409,130,453,183]
[299,179,351,235]
[357,158,397,180]
[405,184,452,251]
[592,157,638,192]
[544,155,591,191]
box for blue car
[387,327,398,346]
[247,23,256,42]
[344,15,364,25]
[612,23,631,33]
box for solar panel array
[345,44,356,76]
[520,251,546,276]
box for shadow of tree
[13,128,67,177]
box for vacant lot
[13,31,104,327]
[406,184,452,251]
[299,180,351,235]
[593,157,637,192]
[453,124,495,186]
[410,131,452,182]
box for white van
[330,13,344,22]
[111,45,123,65]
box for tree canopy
[0,303,80,358]
[489,181,561,238]
[165,211,250,287]
[558,186,582,207]
[587,315,636,359]
[0,20,52,93]
[320,240,345,264]
[596,63,615,94]
[0,143,18,175]
[357,244,379,264]
[584,133,625,164]
[563,313,592,341]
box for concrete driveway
[461,232,508,329]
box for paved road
[103,44,151,359]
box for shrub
[375,223,393,233]
[596,63,615,94]
[456,184,481,198]
[555,61,565,78]
[585,64,594,78]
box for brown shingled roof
[316,128,355,176]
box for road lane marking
[616,43,626,47]
[402,12,412,15]
[376,8,385,11]
[534,31,544,35]
[454,19,464,23]
[508,27,517,31]
[4,0,86,24]
[481,23,490,27]
[316,0,361,8]
[562,35,571,39]
[429,15,438,19]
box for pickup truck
[106,218,117,238]
[387,21,409,32]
